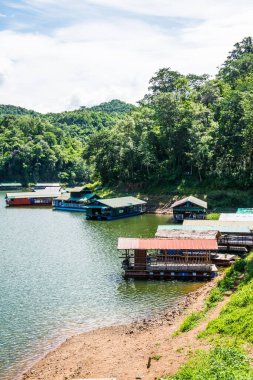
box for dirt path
[22,276,229,380]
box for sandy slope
[22,275,228,380]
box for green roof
[55,193,97,202]
[237,208,253,214]
[96,196,146,209]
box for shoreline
[21,274,223,380]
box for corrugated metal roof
[55,193,97,202]
[35,183,60,187]
[171,196,207,209]
[69,186,90,192]
[0,183,22,186]
[98,196,146,209]
[158,224,251,234]
[118,237,217,250]
[6,192,60,199]
[155,229,219,239]
[183,220,253,230]
[219,213,253,222]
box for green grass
[205,259,246,309]
[201,253,253,343]
[159,346,253,380]
[176,259,246,334]
[161,254,253,380]
[179,311,204,333]
[152,355,162,361]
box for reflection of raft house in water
[118,237,218,280]
[171,196,207,222]
[86,196,146,220]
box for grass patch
[201,253,253,343]
[203,279,253,343]
[152,355,162,361]
[179,311,204,333]
[159,346,253,380]
[176,259,246,334]
[205,259,246,309]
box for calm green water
[0,192,203,380]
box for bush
[206,213,220,220]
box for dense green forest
[1,37,253,189]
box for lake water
[0,192,203,380]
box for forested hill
[0,104,40,116]
[1,37,253,190]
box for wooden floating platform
[124,264,218,280]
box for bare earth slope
[22,275,230,380]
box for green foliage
[0,104,40,116]
[179,311,204,333]
[160,346,253,380]
[206,260,246,309]
[3,37,253,190]
[206,213,220,220]
[177,259,246,335]
[203,254,253,343]
[87,99,135,114]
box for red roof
[118,238,217,250]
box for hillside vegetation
[1,37,253,193]
[162,254,253,380]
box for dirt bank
[22,274,228,380]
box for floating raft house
[53,187,99,212]
[86,196,146,220]
[170,196,207,222]
[5,191,61,206]
[155,227,236,266]
[118,237,218,280]
[182,220,253,249]
[33,183,61,190]
[0,183,22,190]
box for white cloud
[1,1,253,112]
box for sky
[0,1,253,113]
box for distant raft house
[86,196,146,220]
[0,183,22,190]
[5,191,60,206]
[53,186,99,212]
[171,196,207,222]
[183,220,253,252]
